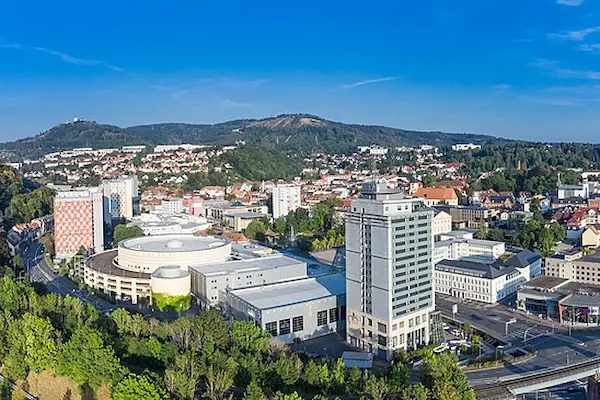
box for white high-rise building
[103,176,139,221]
[272,184,301,219]
[346,182,435,360]
[160,198,184,215]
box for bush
[151,293,191,312]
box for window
[378,335,387,346]
[368,318,373,326]
[293,316,304,332]
[378,322,387,333]
[317,311,328,326]
[279,318,291,335]
[265,322,277,336]
[329,308,339,323]
[340,306,346,320]
[399,333,405,344]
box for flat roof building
[227,274,346,343]
[435,259,529,303]
[346,181,435,360]
[54,187,105,259]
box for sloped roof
[501,249,541,268]
[415,187,458,201]
[435,259,518,279]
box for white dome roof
[166,239,184,249]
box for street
[24,242,116,314]
[436,295,600,380]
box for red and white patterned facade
[54,188,105,258]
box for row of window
[265,316,304,336]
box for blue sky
[2,0,600,142]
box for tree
[198,308,230,349]
[475,220,488,240]
[463,322,472,336]
[486,228,504,242]
[346,366,363,395]
[111,308,133,336]
[401,384,429,400]
[0,237,12,267]
[204,351,237,400]
[272,392,304,400]
[243,380,266,400]
[56,326,123,389]
[363,373,389,400]
[164,351,201,400]
[130,313,148,338]
[389,363,410,392]
[112,373,169,400]
[231,321,270,354]
[13,254,23,270]
[21,313,58,373]
[113,224,144,245]
[272,354,303,389]
[244,220,267,241]
[0,380,11,400]
[0,276,28,316]
[538,228,555,256]
[432,381,459,400]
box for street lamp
[505,318,517,336]
[524,327,533,345]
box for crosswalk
[506,327,549,342]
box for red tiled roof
[415,187,458,201]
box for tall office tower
[103,176,139,221]
[54,187,105,259]
[272,184,301,219]
[346,181,435,360]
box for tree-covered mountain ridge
[1,114,515,158]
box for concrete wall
[190,260,306,306]
[227,292,346,343]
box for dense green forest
[468,166,581,196]
[0,114,509,159]
[451,142,600,174]
[216,145,303,182]
[0,275,475,400]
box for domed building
[83,234,231,304]
[83,233,347,345]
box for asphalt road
[436,294,600,380]
[24,242,115,313]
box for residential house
[414,187,459,206]
[582,226,600,248]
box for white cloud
[530,59,600,80]
[340,76,400,90]
[0,38,124,71]
[217,97,253,108]
[579,42,600,51]
[491,83,511,92]
[556,0,584,6]
[548,26,600,41]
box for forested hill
[0,114,511,159]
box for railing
[0,374,38,400]
[474,356,600,399]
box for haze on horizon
[2,0,600,143]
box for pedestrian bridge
[472,357,600,399]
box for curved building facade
[83,234,230,303]
[117,234,231,273]
[151,265,191,297]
